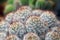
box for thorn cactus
[45,31,60,40]
[5,35,21,40]
[23,32,41,40]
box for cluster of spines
[0,6,60,40]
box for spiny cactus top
[9,21,26,35]
[51,27,60,34]
[0,32,7,40]
[40,11,57,28]
[23,32,41,40]
[32,9,43,16]
[1,5,60,40]
[0,20,10,32]
[26,16,48,35]
[5,12,14,23]
[18,6,32,11]
[13,6,32,24]
[5,35,21,40]
[45,31,60,40]
[26,16,42,34]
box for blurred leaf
[7,0,14,4]
[20,0,28,5]
[29,0,36,9]
[4,4,15,14]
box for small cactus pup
[40,11,57,29]
[5,12,14,23]
[31,9,43,16]
[0,32,7,40]
[51,27,60,34]
[9,21,26,39]
[26,16,48,39]
[45,31,60,40]
[13,6,32,24]
[5,35,21,40]
[23,32,41,40]
[0,20,10,33]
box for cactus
[4,0,56,15]
[5,35,21,40]
[51,27,60,34]
[0,20,10,32]
[23,32,41,40]
[9,21,26,39]
[45,31,60,40]
[0,5,60,40]
[0,32,7,40]
[13,6,32,24]
[40,11,57,28]
[5,12,14,23]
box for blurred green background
[0,0,60,19]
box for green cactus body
[35,0,46,9]
[9,21,26,39]
[23,32,40,40]
[20,0,28,5]
[2,5,60,40]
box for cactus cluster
[0,6,60,40]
